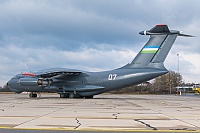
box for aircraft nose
[6,78,21,93]
[6,79,13,90]
[7,79,12,87]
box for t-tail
[129,24,193,69]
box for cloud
[179,52,200,82]
[0,0,200,85]
[0,44,136,85]
[0,0,141,50]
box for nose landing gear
[29,92,37,98]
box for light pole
[169,72,171,95]
[177,54,180,94]
[177,53,179,73]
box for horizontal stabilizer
[139,24,194,37]
[178,33,195,37]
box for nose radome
[5,80,12,90]
[6,78,23,93]
[7,80,11,87]
[6,78,16,89]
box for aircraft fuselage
[7,66,168,97]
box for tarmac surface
[0,93,200,133]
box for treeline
[110,70,184,94]
[0,85,11,92]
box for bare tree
[151,70,182,94]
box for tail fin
[130,24,193,68]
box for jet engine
[19,78,53,86]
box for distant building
[176,86,193,93]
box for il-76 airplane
[6,25,193,98]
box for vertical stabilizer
[129,25,193,68]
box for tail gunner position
[6,25,193,98]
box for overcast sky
[0,0,200,85]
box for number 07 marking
[108,74,117,80]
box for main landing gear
[59,93,93,99]
[60,93,68,98]
[59,93,79,98]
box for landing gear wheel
[33,94,37,97]
[60,93,65,98]
[29,93,37,98]
[75,93,81,98]
[69,93,75,98]
[60,93,69,98]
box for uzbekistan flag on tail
[141,45,159,53]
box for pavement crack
[74,118,81,129]
[135,119,157,130]
[15,106,69,128]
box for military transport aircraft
[6,25,193,98]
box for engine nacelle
[37,78,53,86]
[19,78,53,86]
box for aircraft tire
[60,94,64,98]
[33,94,37,97]
[69,93,75,98]
[60,93,68,98]
[29,93,32,98]
[29,93,37,98]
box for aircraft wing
[34,68,89,78]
